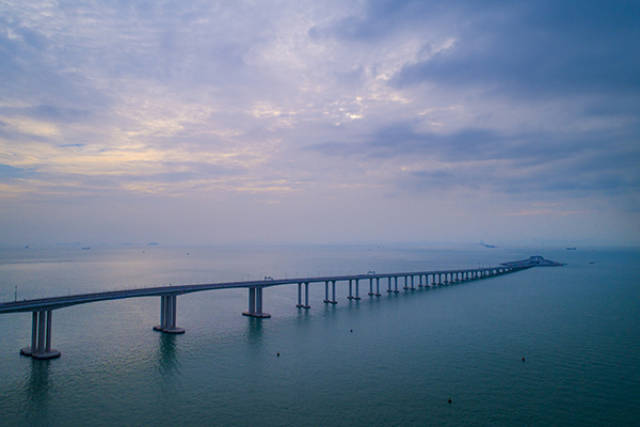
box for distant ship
[566,247,577,250]
[480,242,497,248]
[81,247,91,250]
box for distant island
[502,256,565,268]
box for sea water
[0,245,638,426]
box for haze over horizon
[1,1,639,247]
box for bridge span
[0,256,560,360]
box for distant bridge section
[0,256,563,360]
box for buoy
[350,329,353,333]
[448,398,452,404]
[277,352,280,357]
[522,356,525,362]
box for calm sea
[0,245,638,426]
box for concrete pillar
[354,279,361,300]
[297,282,310,308]
[243,287,271,318]
[249,288,256,313]
[348,279,354,299]
[411,275,415,289]
[256,288,263,313]
[160,296,166,328]
[368,278,374,296]
[30,311,37,352]
[323,281,337,304]
[21,309,61,360]
[419,274,424,287]
[167,295,174,327]
[37,310,45,353]
[323,281,330,304]
[45,310,52,352]
[171,297,178,328]
[394,276,399,293]
[155,295,186,333]
[375,277,381,296]
[387,277,393,293]
[403,276,409,290]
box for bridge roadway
[1,264,524,360]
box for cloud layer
[1,0,638,245]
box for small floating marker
[350,329,353,333]
[277,352,280,357]
[522,356,525,362]
[448,398,452,404]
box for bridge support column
[324,281,337,304]
[368,278,375,296]
[244,287,271,318]
[155,295,185,333]
[418,274,424,287]
[21,310,61,359]
[323,281,328,302]
[353,279,361,300]
[411,275,415,289]
[403,275,410,290]
[347,279,354,300]
[387,277,393,293]
[332,281,337,303]
[393,276,399,293]
[297,282,311,308]
[375,278,381,296]
[300,282,311,309]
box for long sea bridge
[0,256,562,360]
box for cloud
[0,0,638,244]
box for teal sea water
[0,245,638,426]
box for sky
[0,0,639,247]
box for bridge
[0,256,561,360]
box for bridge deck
[0,266,515,314]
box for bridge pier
[323,281,337,304]
[375,278,381,296]
[296,282,311,309]
[243,287,271,318]
[296,282,311,308]
[368,278,375,296]
[154,295,186,333]
[393,276,399,293]
[387,277,392,293]
[353,279,361,300]
[21,310,61,360]
[347,279,354,300]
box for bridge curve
[1,255,562,360]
